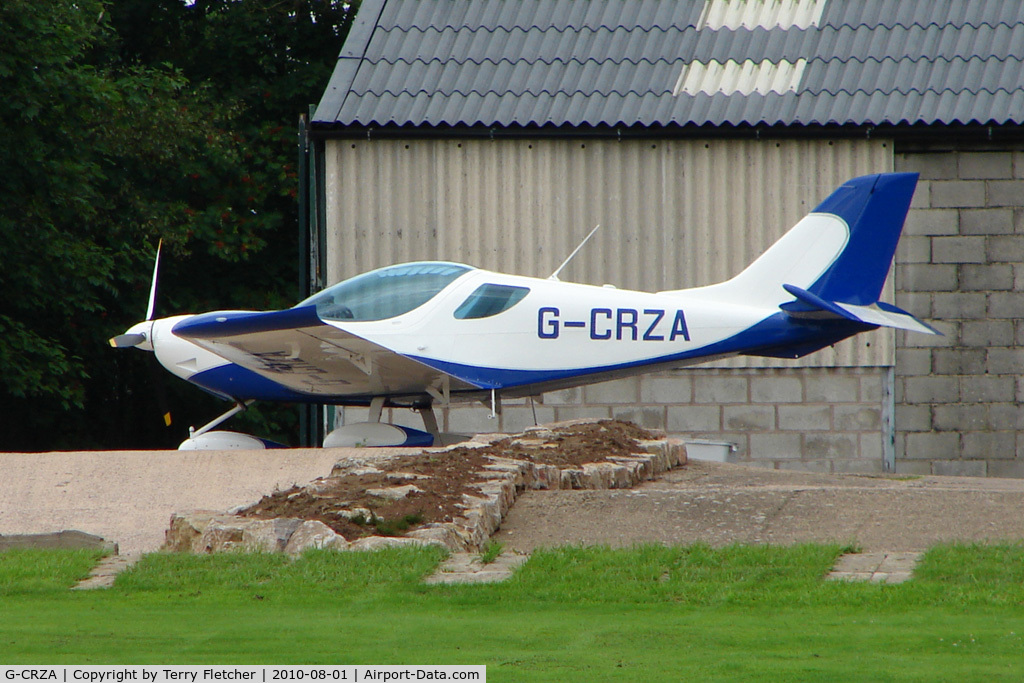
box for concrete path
[425,551,530,584]
[0,448,412,555]
[827,552,921,584]
[494,460,1024,552]
[72,553,143,590]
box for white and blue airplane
[110,172,938,449]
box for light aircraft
[111,172,938,449]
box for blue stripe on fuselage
[184,315,873,402]
[408,314,873,390]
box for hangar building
[307,0,1024,476]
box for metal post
[882,366,896,472]
[297,108,324,447]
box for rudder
[805,172,919,305]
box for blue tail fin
[807,172,918,305]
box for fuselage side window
[299,262,472,321]
[454,283,530,320]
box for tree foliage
[0,0,356,450]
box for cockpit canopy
[297,262,473,322]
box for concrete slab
[0,448,417,555]
[0,530,117,553]
[494,461,1024,552]
[425,551,530,584]
[72,553,143,590]
[827,552,922,584]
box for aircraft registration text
[538,307,690,342]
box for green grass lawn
[2,543,1024,681]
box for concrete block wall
[894,148,1024,477]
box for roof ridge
[377,24,690,36]
[376,20,1024,34]
[684,55,1024,65]
[376,56,688,67]
[358,88,669,98]
[357,85,1024,97]
[807,85,1024,97]
[819,20,1024,31]
[699,22,1024,33]
[361,55,1024,70]
[379,20,698,32]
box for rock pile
[163,420,687,555]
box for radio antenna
[549,224,601,281]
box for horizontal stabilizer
[781,284,941,336]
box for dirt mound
[240,420,661,541]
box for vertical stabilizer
[805,172,918,305]
[667,172,920,312]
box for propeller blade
[146,238,162,321]
[109,333,146,348]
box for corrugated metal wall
[324,137,894,367]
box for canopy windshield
[297,262,473,321]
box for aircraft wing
[172,306,479,402]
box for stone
[827,552,921,584]
[366,484,422,501]
[483,457,532,488]
[348,536,443,551]
[607,455,655,481]
[424,551,530,585]
[406,524,466,551]
[198,517,304,553]
[386,472,432,482]
[0,530,118,554]
[284,520,349,554]
[163,510,222,552]
[336,507,373,521]
[560,468,583,489]
[581,461,632,489]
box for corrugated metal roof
[313,0,1024,129]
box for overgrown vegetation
[3,543,1024,679]
[480,540,504,565]
[349,512,426,537]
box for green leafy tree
[0,0,356,450]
